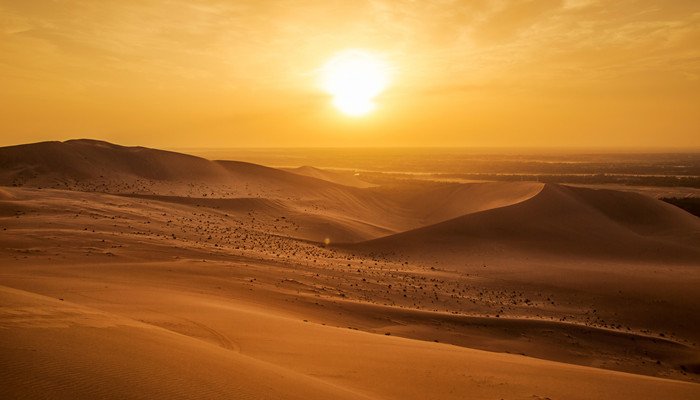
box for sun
[321,50,390,116]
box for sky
[1,0,699,149]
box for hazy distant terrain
[185,148,700,188]
[1,140,699,399]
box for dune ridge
[352,183,700,263]
[285,165,377,188]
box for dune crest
[286,165,377,188]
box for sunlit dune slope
[2,283,699,400]
[285,165,377,188]
[388,181,544,226]
[0,286,366,400]
[352,183,700,263]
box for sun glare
[322,50,390,116]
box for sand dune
[0,286,366,400]
[8,140,695,252]
[0,139,230,182]
[354,183,700,263]
[2,139,700,398]
[0,139,356,199]
[389,180,544,225]
[2,139,698,264]
[2,267,699,400]
[0,140,550,242]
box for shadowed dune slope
[352,184,700,262]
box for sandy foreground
[1,140,700,399]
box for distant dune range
[1,139,700,399]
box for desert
[1,139,699,399]
[3,1,700,398]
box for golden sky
[1,1,699,148]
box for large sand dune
[354,183,700,263]
[1,139,699,398]
[0,139,352,198]
[0,140,548,242]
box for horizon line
[171,145,700,154]
[1,138,699,154]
